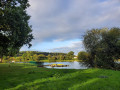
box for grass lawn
[0,63,120,90]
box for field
[0,63,120,90]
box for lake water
[36,61,88,69]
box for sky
[20,0,120,55]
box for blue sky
[20,0,120,55]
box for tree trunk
[0,57,3,63]
[94,55,97,68]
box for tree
[47,54,51,60]
[83,27,120,68]
[22,53,27,62]
[33,54,39,61]
[67,51,74,60]
[0,0,33,62]
[59,55,65,60]
[78,51,89,61]
[51,55,57,60]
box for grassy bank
[0,63,120,90]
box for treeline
[47,51,74,60]
[18,51,67,57]
[3,51,75,62]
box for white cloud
[21,0,120,53]
[50,41,85,55]
[27,0,120,43]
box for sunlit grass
[0,63,120,90]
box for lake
[35,61,88,69]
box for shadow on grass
[6,69,100,90]
[1,63,117,90]
[68,78,100,90]
[0,63,78,89]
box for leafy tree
[51,56,56,60]
[38,54,46,60]
[47,54,51,60]
[22,53,27,62]
[67,51,74,60]
[17,56,22,62]
[33,54,39,61]
[78,51,89,61]
[59,55,65,60]
[83,27,120,68]
[0,0,33,63]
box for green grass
[0,63,120,90]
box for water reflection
[36,61,88,69]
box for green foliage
[51,56,57,60]
[38,54,46,60]
[83,27,120,69]
[3,50,77,62]
[58,55,65,60]
[0,0,33,62]
[3,51,68,62]
[33,54,39,61]
[47,51,74,61]
[47,54,51,60]
[78,51,89,60]
[66,51,74,60]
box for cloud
[27,0,120,43]
[21,0,120,53]
[50,41,85,55]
